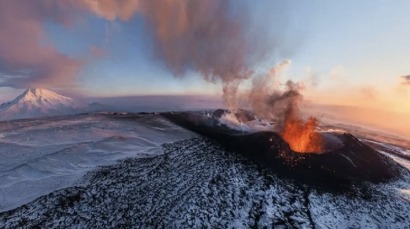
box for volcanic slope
[1,137,409,228]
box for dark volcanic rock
[1,137,409,228]
[163,111,404,190]
[0,138,318,228]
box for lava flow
[281,108,323,153]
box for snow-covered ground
[0,113,194,212]
[0,112,409,228]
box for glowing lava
[281,111,323,153]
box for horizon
[3,87,410,115]
[2,87,410,140]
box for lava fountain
[163,110,404,189]
[281,107,323,153]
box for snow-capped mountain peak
[0,88,77,120]
[14,88,74,106]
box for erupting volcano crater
[163,110,404,191]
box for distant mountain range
[0,88,78,120]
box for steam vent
[163,110,404,191]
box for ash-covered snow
[0,113,409,228]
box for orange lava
[281,115,323,153]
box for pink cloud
[0,1,87,88]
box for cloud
[401,75,410,86]
[304,66,319,87]
[79,0,141,21]
[0,0,139,89]
[0,0,87,89]
[359,86,377,98]
[329,66,344,80]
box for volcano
[163,110,405,190]
[0,112,409,228]
[0,88,77,121]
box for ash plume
[247,60,303,130]
[245,60,323,152]
[79,0,264,108]
[139,0,260,108]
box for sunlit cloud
[329,66,344,81]
[401,75,410,86]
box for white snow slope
[0,113,195,211]
[0,88,77,121]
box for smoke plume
[243,60,323,152]
[136,0,259,108]
[247,60,301,128]
[82,0,266,108]
[78,0,264,108]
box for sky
[1,0,410,113]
